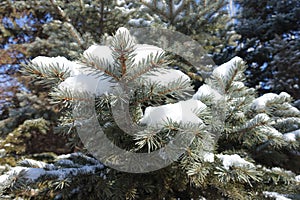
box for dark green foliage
[233,0,300,99]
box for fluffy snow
[0,154,105,184]
[261,126,283,138]
[192,84,223,100]
[57,152,101,165]
[116,0,125,5]
[143,68,190,86]
[279,92,291,99]
[295,175,300,182]
[24,164,103,181]
[0,166,28,183]
[59,27,170,95]
[133,44,164,65]
[216,154,255,170]
[232,81,245,88]
[140,99,206,127]
[84,43,164,67]
[19,159,48,168]
[212,56,243,77]
[263,191,291,200]
[115,27,136,45]
[192,57,245,100]
[58,74,115,96]
[83,45,114,64]
[247,47,255,52]
[0,148,5,157]
[0,173,9,183]
[31,56,84,76]
[283,129,300,142]
[25,168,46,181]
[0,166,46,183]
[251,92,290,111]
[83,27,165,71]
[203,152,215,162]
[271,167,284,173]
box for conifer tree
[0,0,134,171]
[124,0,238,88]
[1,28,299,200]
[233,0,300,99]
[127,0,235,54]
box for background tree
[232,0,300,99]
[122,0,238,88]
[0,0,134,178]
[128,0,233,53]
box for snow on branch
[0,153,105,191]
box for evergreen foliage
[127,0,235,54]
[0,1,133,186]
[1,28,299,199]
[122,0,239,89]
[233,0,300,99]
[0,1,299,199]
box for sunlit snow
[31,56,84,76]
[216,154,255,169]
[140,99,206,127]
[213,56,243,77]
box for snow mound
[251,92,292,111]
[216,154,255,170]
[31,56,84,76]
[58,74,115,96]
[283,129,300,142]
[213,56,243,77]
[140,99,206,127]
[143,68,190,87]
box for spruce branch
[49,87,93,108]
[134,77,193,105]
[126,53,169,82]
[82,54,120,81]
[49,0,86,49]
[21,62,71,86]
[139,0,170,22]
[134,128,163,153]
